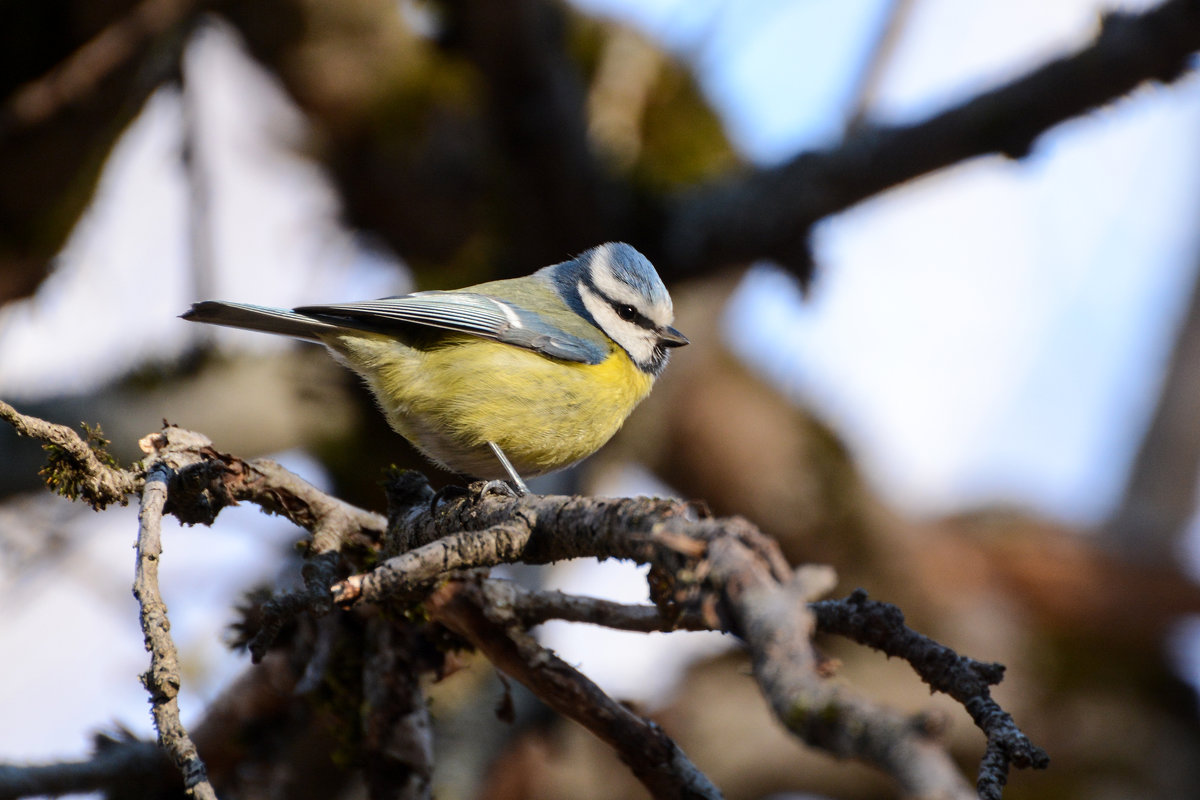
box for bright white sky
[3,0,1200,768]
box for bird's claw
[475,479,523,499]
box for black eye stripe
[604,296,654,329]
[580,271,657,330]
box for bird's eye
[615,304,637,321]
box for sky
[2,0,1200,770]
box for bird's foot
[429,484,470,514]
[476,478,524,499]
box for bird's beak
[659,326,689,347]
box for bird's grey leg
[488,441,530,495]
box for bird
[182,242,688,493]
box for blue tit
[182,242,688,492]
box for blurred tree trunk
[1105,230,1200,564]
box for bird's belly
[331,334,654,479]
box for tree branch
[0,0,199,303]
[334,477,1042,798]
[0,734,173,800]
[0,399,139,508]
[426,574,723,800]
[660,0,1200,282]
[811,590,1049,799]
[0,406,391,797]
[134,462,218,799]
[705,541,976,800]
[139,430,387,550]
[0,407,1048,798]
[505,583,717,633]
[1,0,196,135]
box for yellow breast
[326,332,655,479]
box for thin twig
[247,551,344,663]
[506,583,717,633]
[0,399,139,508]
[226,456,387,552]
[134,463,218,800]
[843,0,915,132]
[337,522,534,603]
[178,27,218,334]
[810,589,1050,798]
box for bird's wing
[296,292,608,364]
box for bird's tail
[181,301,343,342]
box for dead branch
[0,406,386,798]
[504,583,716,633]
[135,461,217,799]
[701,537,975,800]
[810,590,1049,799]
[0,399,139,508]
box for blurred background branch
[0,0,198,303]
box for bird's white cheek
[620,331,657,366]
[578,284,655,365]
